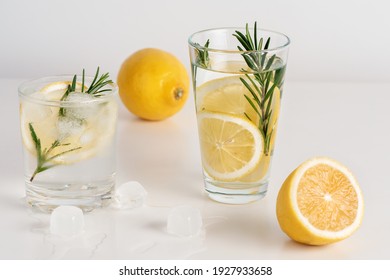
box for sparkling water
[19,75,118,212]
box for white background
[1,0,390,82]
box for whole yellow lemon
[117,48,190,121]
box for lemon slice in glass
[197,112,264,181]
[197,76,280,128]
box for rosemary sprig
[195,39,210,69]
[86,67,113,96]
[192,39,210,85]
[29,123,81,182]
[234,22,283,155]
[59,67,113,116]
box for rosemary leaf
[46,146,82,162]
[245,23,255,50]
[240,77,262,107]
[264,83,277,102]
[254,22,258,49]
[89,67,100,90]
[274,65,286,88]
[246,74,262,97]
[71,74,76,91]
[264,37,271,49]
[233,31,251,50]
[265,54,276,71]
[81,69,85,92]
[264,93,274,122]
[242,53,257,71]
[29,123,40,152]
[244,112,252,122]
[258,37,263,52]
[244,94,262,118]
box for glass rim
[18,74,118,106]
[188,27,290,54]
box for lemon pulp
[197,112,263,181]
[276,157,364,245]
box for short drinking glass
[188,26,290,204]
[18,74,118,212]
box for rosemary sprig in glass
[192,39,210,84]
[59,67,113,116]
[234,22,285,155]
[28,123,81,182]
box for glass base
[204,179,268,204]
[24,178,115,213]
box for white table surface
[0,78,389,260]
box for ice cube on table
[167,206,203,237]
[112,181,148,209]
[50,206,85,237]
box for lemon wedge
[276,157,364,245]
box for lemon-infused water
[18,74,118,212]
[189,26,290,204]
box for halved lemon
[276,157,364,245]
[197,112,264,181]
[20,81,117,164]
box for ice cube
[65,93,98,120]
[112,181,148,209]
[57,115,84,140]
[79,128,95,145]
[167,206,203,237]
[50,206,85,237]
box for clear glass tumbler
[18,75,118,212]
[189,26,290,204]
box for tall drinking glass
[18,75,118,212]
[189,27,290,204]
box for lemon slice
[20,81,117,164]
[197,76,257,121]
[197,75,280,127]
[196,76,281,182]
[197,112,264,181]
[276,157,364,245]
[39,81,87,101]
